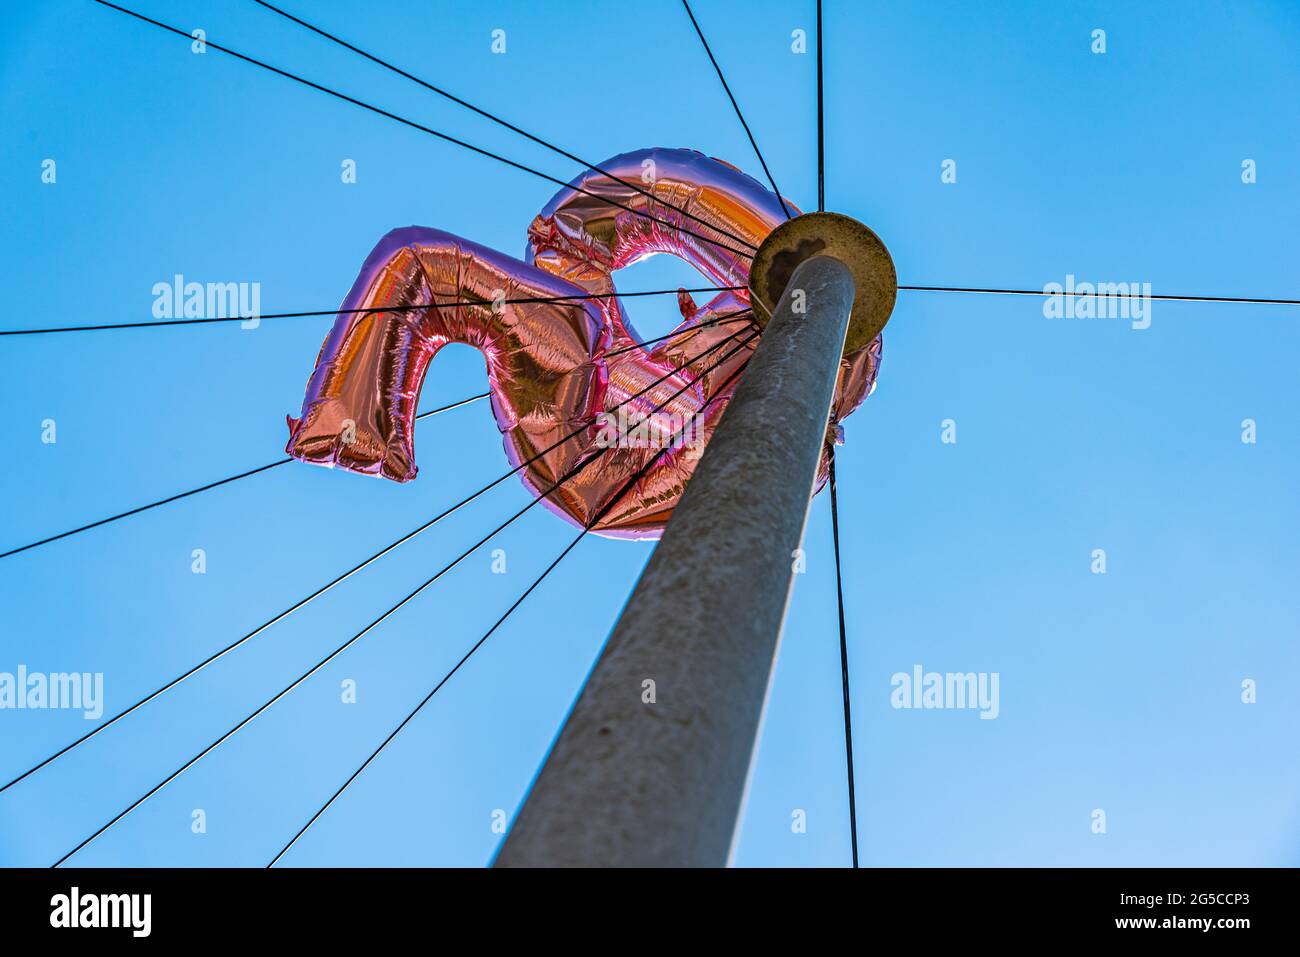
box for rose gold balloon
[285,148,882,539]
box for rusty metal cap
[748,211,897,355]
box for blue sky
[1,0,1297,867]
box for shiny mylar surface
[285,148,882,538]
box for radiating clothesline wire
[0,308,755,560]
[90,1,756,261]
[818,1,853,868]
[817,0,825,213]
[53,328,760,866]
[267,354,754,866]
[898,285,1300,305]
[0,286,749,337]
[605,309,756,358]
[0,397,485,561]
[249,0,759,253]
[827,454,858,868]
[9,280,1292,339]
[2,321,752,799]
[271,530,587,867]
[681,0,792,221]
[74,0,1296,875]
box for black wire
[0,304,754,561]
[0,305,751,558]
[266,353,756,867]
[899,285,1300,305]
[269,521,588,867]
[817,0,825,213]
[6,460,287,556]
[0,394,488,562]
[816,6,847,861]
[89,1,755,261]
[52,328,760,867]
[0,287,749,337]
[0,306,752,566]
[249,0,759,253]
[0,399,488,801]
[15,274,1288,339]
[604,308,758,359]
[58,0,1299,870]
[827,454,859,868]
[51,470,579,867]
[7,328,751,800]
[681,0,793,220]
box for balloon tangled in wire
[286,148,882,539]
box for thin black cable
[827,454,858,868]
[0,307,752,556]
[7,325,752,799]
[0,394,487,561]
[0,310,754,561]
[0,308,750,557]
[0,399,485,798]
[52,469,582,867]
[680,0,793,220]
[817,0,825,213]
[0,286,748,337]
[18,276,1288,339]
[604,308,758,359]
[266,352,756,867]
[271,523,588,867]
[899,285,1300,305]
[249,0,759,253]
[52,329,760,867]
[90,1,754,261]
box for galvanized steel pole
[496,214,895,867]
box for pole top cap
[748,211,897,355]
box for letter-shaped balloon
[285,148,882,539]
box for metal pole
[496,253,856,867]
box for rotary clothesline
[1,323,756,802]
[3,0,1293,868]
[52,329,761,867]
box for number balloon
[285,148,882,539]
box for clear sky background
[1,0,1297,867]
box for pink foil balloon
[285,148,882,539]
